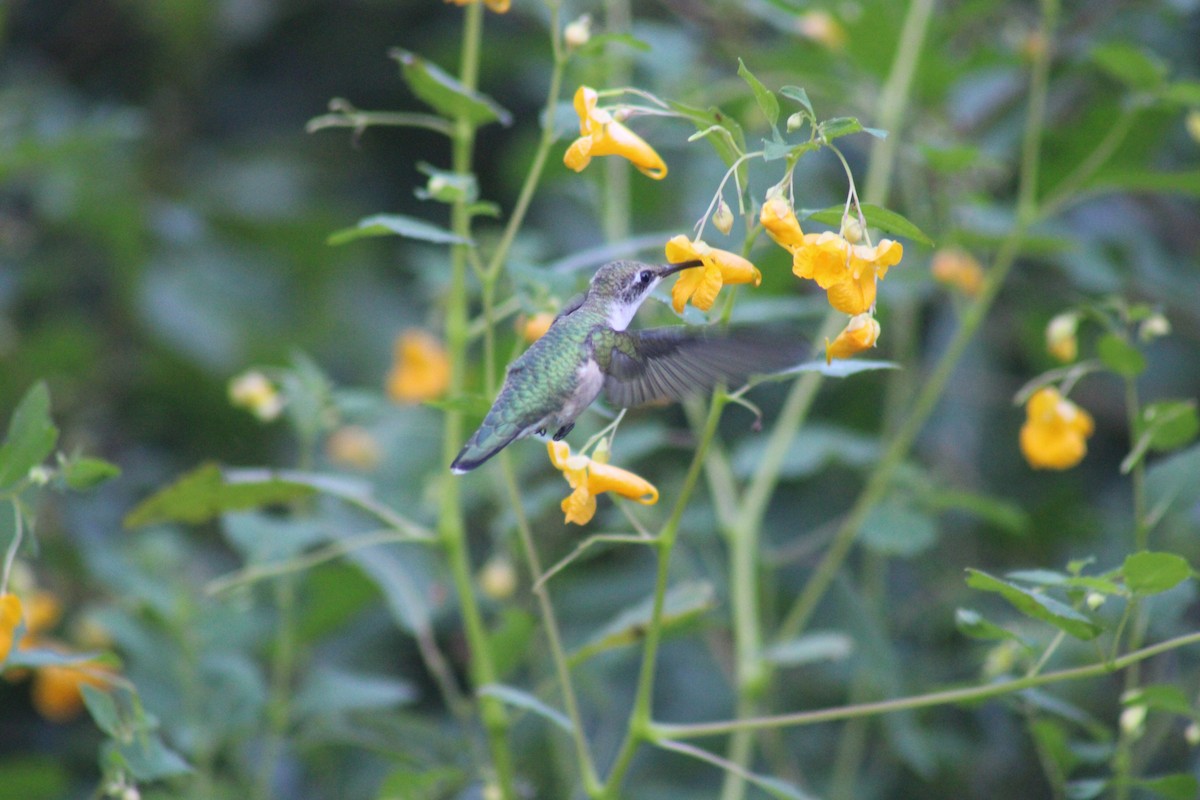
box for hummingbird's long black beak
[659,259,705,277]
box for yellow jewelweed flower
[1019,387,1095,470]
[1045,312,1080,363]
[444,0,510,13]
[563,87,667,180]
[797,10,847,50]
[930,248,985,297]
[326,425,382,471]
[825,313,881,363]
[387,329,451,403]
[664,235,761,313]
[32,657,114,723]
[760,195,805,249]
[547,441,658,526]
[0,594,22,664]
[518,312,555,343]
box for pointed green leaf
[1097,333,1145,377]
[108,734,191,781]
[1121,684,1194,716]
[389,49,512,127]
[1158,80,1200,106]
[61,457,121,490]
[0,382,58,490]
[294,667,417,717]
[575,32,652,56]
[1088,170,1200,198]
[737,59,779,127]
[123,463,314,529]
[1134,774,1199,800]
[779,85,814,116]
[81,685,123,738]
[1144,400,1199,452]
[1090,42,1167,91]
[769,358,900,381]
[478,684,573,734]
[862,500,938,557]
[570,581,715,665]
[665,100,747,169]
[818,116,863,141]
[328,213,470,247]
[804,203,934,246]
[1122,551,1192,596]
[965,569,1102,640]
[955,608,1027,646]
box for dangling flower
[1045,312,1080,363]
[387,329,451,403]
[563,87,667,180]
[760,195,805,249]
[0,594,22,664]
[665,235,761,313]
[444,0,511,13]
[547,441,658,526]
[931,247,985,297]
[1019,387,1095,470]
[825,313,881,363]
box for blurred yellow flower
[797,10,847,50]
[478,555,518,600]
[24,590,62,635]
[0,594,22,664]
[664,235,761,313]
[229,371,284,422]
[1045,312,1080,363]
[444,0,510,13]
[547,441,658,526]
[1020,387,1094,470]
[517,312,555,343]
[326,425,382,471]
[32,657,114,723]
[564,87,667,180]
[1187,110,1200,144]
[825,313,881,363]
[931,247,985,297]
[387,329,451,403]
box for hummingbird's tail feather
[450,427,522,474]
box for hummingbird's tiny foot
[535,427,547,437]
[552,423,575,441]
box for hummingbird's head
[590,259,703,331]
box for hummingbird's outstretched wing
[602,327,805,409]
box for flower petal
[760,196,805,250]
[1019,388,1094,470]
[562,486,597,525]
[585,461,659,505]
[825,270,877,315]
[671,268,705,314]
[825,313,881,363]
[563,136,595,172]
[586,121,667,179]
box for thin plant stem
[651,630,1200,739]
[439,4,517,796]
[254,577,296,800]
[1,502,23,595]
[599,393,728,798]
[499,451,601,793]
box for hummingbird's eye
[639,270,653,284]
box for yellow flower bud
[712,198,734,235]
[326,425,382,471]
[1188,110,1200,144]
[229,371,284,422]
[1045,312,1080,363]
[797,10,847,50]
[1186,721,1200,746]
[1119,705,1147,739]
[825,313,881,363]
[479,556,518,601]
[564,14,592,49]
[1138,313,1171,342]
[841,217,863,244]
[930,247,985,297]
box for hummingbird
[450,259,802,473]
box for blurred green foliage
[2,1,1200,799]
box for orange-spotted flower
[826,313,881,363]
[564,87,667,180]
[0,594,21,664]
[664,235,761,313]
[931,247,985,297]
[387,329,451,403]
[444,0,510,13]
[547,441,658,526]
[1019,387,1095,470]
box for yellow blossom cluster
[1020,387,1095,470]
[547,441,658,526]
[564,87,667,180]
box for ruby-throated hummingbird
[450,259,802,473]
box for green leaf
[0,382,58,490]
[81,685,123,738]
[861,500,938,557]
[1087,169,1200,198]
[955,608,1028,646]
[328,213,470,247]
[1122,684,1194,716]
[478,684,573,734]
[1158,80,1200,106]
[108,734,191,781]
[377,766,465,800]
[60,456,121,490]
[922,488,1030,537]
[123,463,314,529]
[1097,333,1145,377]
[770,358,901,381]
[1144,401,1200,452]
[779,85,814,117]
[1066,779,1108,800]
[294,667,417,717]
[570,581,715,665]
[761,631,853,666]
[389,48,512,127]
[1135,774,1200,800]
[737,59,779,128]
[965,569,1102,640]
[1122,551,1192,595]
[575,32,652,57]
[1146,443,1200,524]
[414,163,478,204]
[803,203,934,246]
[666,99,747,170]
[1090,42,1167,91]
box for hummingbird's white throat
[606,277,660,331]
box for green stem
[599,394,728,798]
[439,4,517,796]
[651,630,1200,739]
[255,577,296,800]
[499,451,601,793]
[602,0,633,245]
[1,501,23,595]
